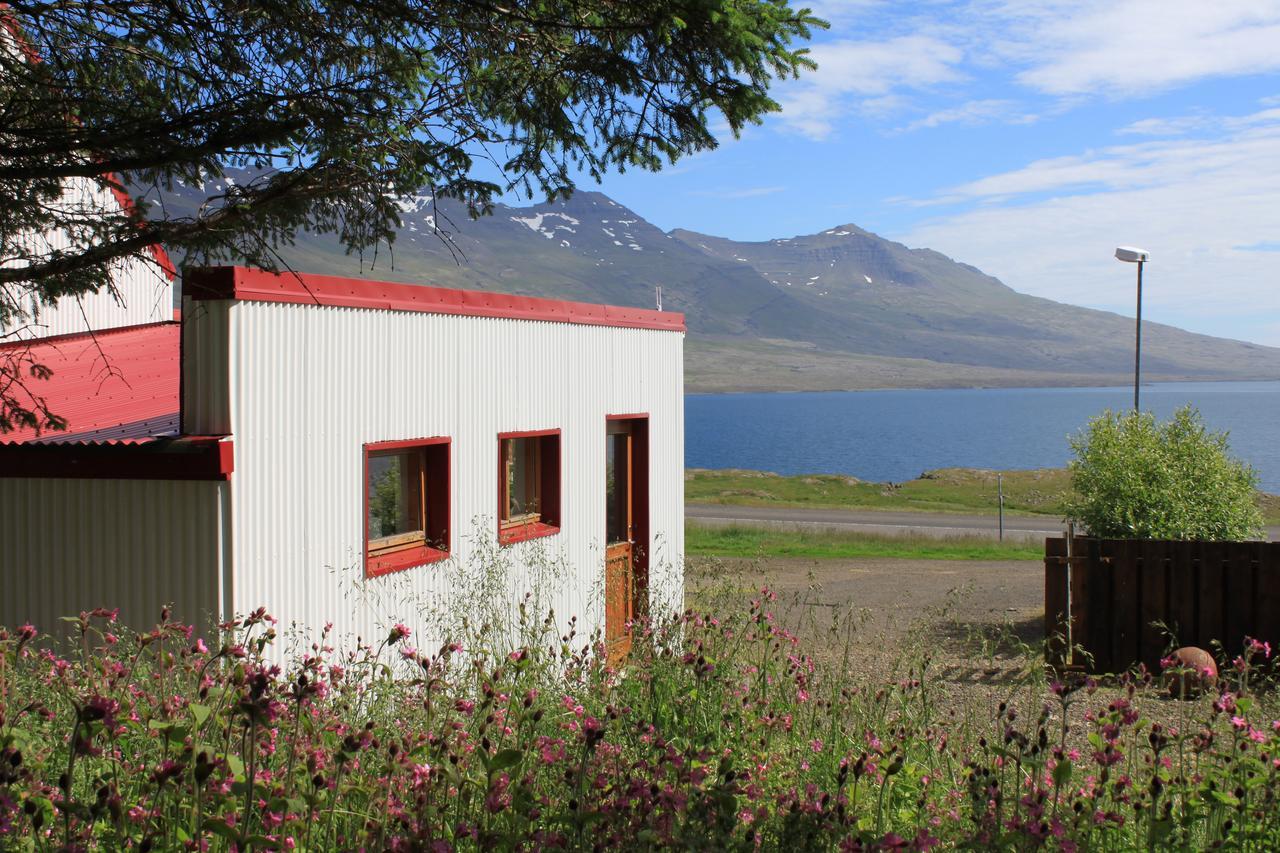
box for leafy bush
[1066,406,1263,540]
[3,602,1280,850]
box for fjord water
[686,382,1280,493]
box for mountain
[155,179,1280,392]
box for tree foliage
[0,0,821,427]
[1065,406,1262,541]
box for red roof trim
[106,179,177,280]
[184,266,686,333]
[0,437,233,481]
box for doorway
[605,415,648,660]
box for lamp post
[1115,246,1150,411]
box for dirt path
[685,554,1250,753]
[687,554,1043,651]
[687,503,1280,541]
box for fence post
[1066,522,1075,666]
[998,473,1004,542]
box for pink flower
[387,624,411,644]
[1231,716,1247,730]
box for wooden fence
[1045,537,1280,673]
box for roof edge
[183,266,686,333]
[0,436,232,481]
[0,319,178,352]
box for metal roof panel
[0,322,180,444]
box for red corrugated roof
[0,322,180,444]
[186,266,687,332]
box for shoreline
[685,377,1280,396]
[685,466,1280,519]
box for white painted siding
[1,177,172,340]
[0,478,229,637]
[184,298,684,652]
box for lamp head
[1115,246,1150,263]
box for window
[498,429,560,544]
[363,438,449,576]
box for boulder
[1162,647,1217,699]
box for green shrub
[1065,405,1262,540]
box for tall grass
[2,587,1279,849]
[687,522,1042,560]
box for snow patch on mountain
[396,193,434,214]
[510,212,581,241]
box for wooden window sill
[499,521,560,546]
[366,543,448,577]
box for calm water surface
[685,382,1280,493]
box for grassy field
[686,521,1042,561]
[687,466,1280,523]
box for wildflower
[485,772,511,813]
[411,763,432,788]
[388,624,411,645]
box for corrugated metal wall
[184,298,684,652]
[1,176,172,340]
[0,478,229,637]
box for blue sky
[583,1,1280,348]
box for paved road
[687,503,1280,542]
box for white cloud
[689,186,787,199]
[772,1,1280,141]
[986,0,1280,96]
[802,0,885,26]
[1117,115,1213,137]
[900,98,1032,131]
[898,106,1280,345]
[777,35,966,139]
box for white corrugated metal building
[1,265,686,656]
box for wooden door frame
[605,414,649,622]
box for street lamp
[1115,246,1150,411]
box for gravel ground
[685,554,1278,752]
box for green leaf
[201,818,243,845]
[1052,759,1073,788]
[223,753,246,781]
[190,703,213,727]
[488,748,523,773]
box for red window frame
[363,437,451,577]
[497,428,561,545]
